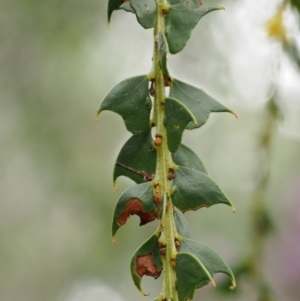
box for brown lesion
[149,80,156,97]
[168,168,175,180]
[118,199,157,226]
[135,253,162,279]
[154,184,162,203]
[175,239,181,251]
[154,134,163,146]
[164,77,171,87]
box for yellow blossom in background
[266,5,288,44]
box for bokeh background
[1,0,300,300]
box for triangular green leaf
[176,252,214,301]
[179,238,235,289]
[165,3,223,54]
[130,234,163,295]
[170,79,235,129]
[114,131,156,184]
[174,209,191,238]
[164,97,197,153]
[130,0,156,29]
[157,32,171,81]
[112,183,158,238]
[171,143,207,174]
[172,166,235,212]
[97,75,152,134]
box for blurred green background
[1,0,300,300]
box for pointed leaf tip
[98,75,151,134]
[172,166,234,212]
[230,110,238,119]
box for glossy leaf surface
[130,234,162,294]
[170,79,234,129]
[172,166,235,212]
[112,183,158,238]
[179,238,235,288]
[97,75,151,134]
[114,131,156,184]
[176,252,213,301]
[174,209,191,238]
[171,143,207,174]
[164,97,196,153]
[130,0,156,29]
[165,3,223,54]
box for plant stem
[153,1,178,300]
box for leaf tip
[113,182,118,190]
[211,278,217,287]
[112,236,117,244]
[230,110,238,119]
[231,204,236,213]
[230,278,236,290]
[94,112,100,122]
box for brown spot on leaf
[118,199,157,226]
[135,253,161,279]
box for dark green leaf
[174,209,191,238]
[97,75,151,134]
[112,183,158,238]
[157,32,171,80]
[171,143,207,174]
[164,97,196,153]
[130,0,156,29]
[165,3,223,54]
[108,0,133,23]
[114,131,156,184]
[130,234,162,294]
[176,252,213,301]
[172,166,235,212]
[179,238,235,289]
[113,129,206,184]
[291,0,300,14]
[170,79,235,129]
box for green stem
[249,98,278,300]
[153,1,178,300]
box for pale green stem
[152,1,178,300]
